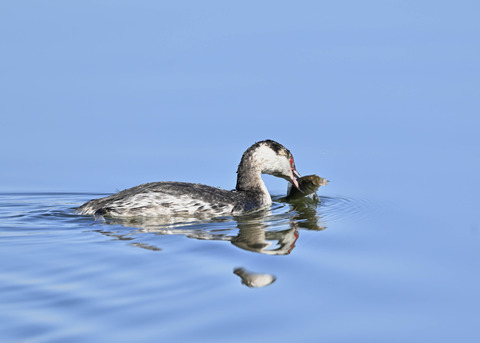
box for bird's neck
[236,164,272,207]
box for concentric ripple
[316,195,370,223]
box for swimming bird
[76,140,301,218]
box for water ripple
[0,192,369,256]
[316,195,370,223]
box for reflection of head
[231,225,299,255]
[234,268,276,288]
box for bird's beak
[291,169,301,190]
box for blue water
[1,184,478,342]
[1,1,480,342]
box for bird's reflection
[100,198,325,255]
[91,196,326,287]
[231,214,299,255]
[278,195,326,231]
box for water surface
[1,191,478,342]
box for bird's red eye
[290,158,294,168]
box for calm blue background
[2,0,478,198]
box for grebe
[76,140,301,218]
